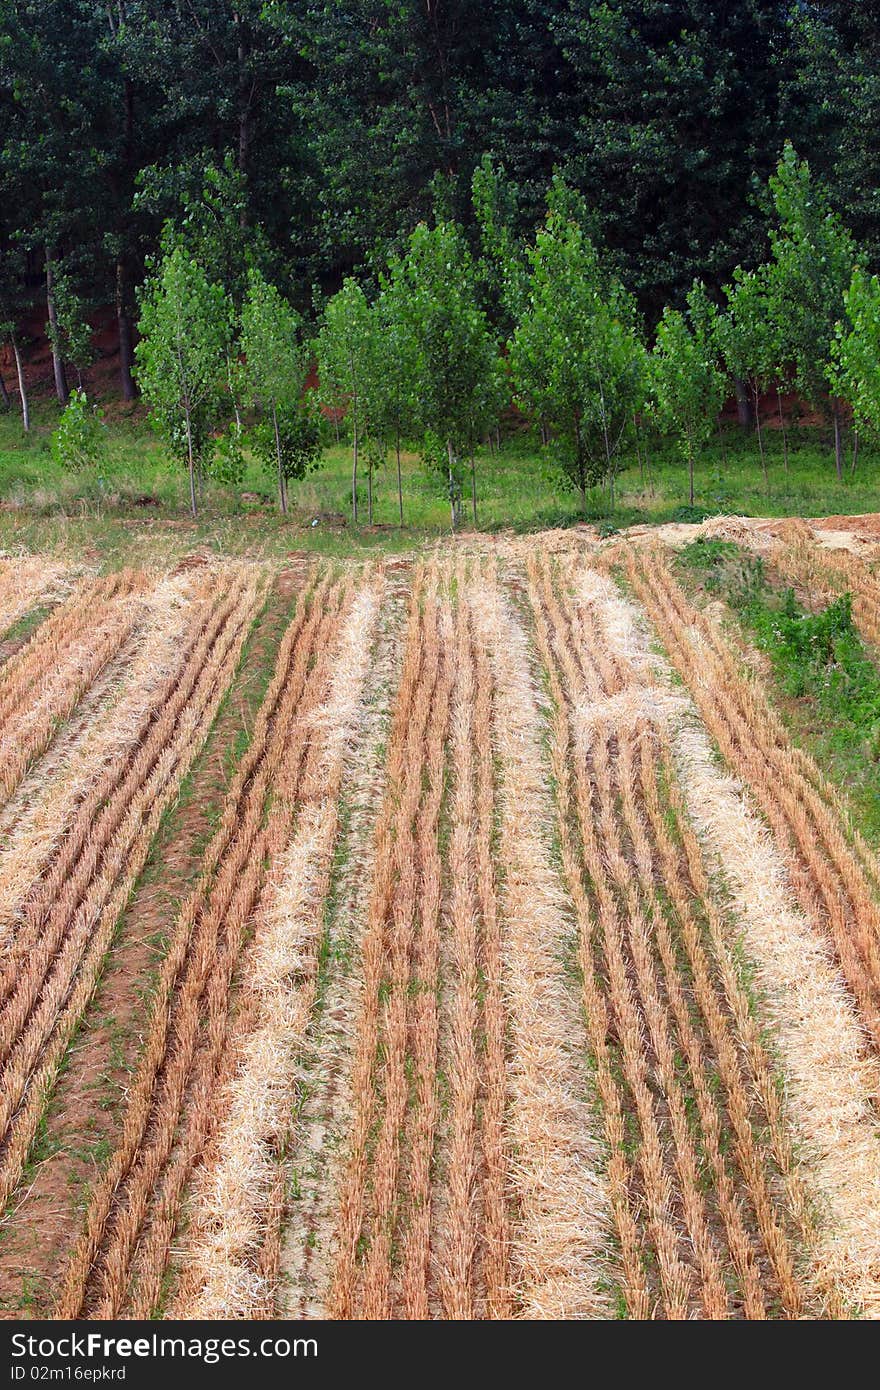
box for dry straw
[0,568,265,1221]
[57,570,350,1318]
[175,572,384,1319]
[471,561,611,1320]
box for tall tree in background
[783,5,880,266]
[374,271,420,525]
[135,245,229,516]
[239,267,310,514]
[316,279,377,525]
[831,269,880,461]
[394,221,500,529]
[651,281,725,506]
[511,199,642,513]
[715,268,778,485]
[765,143,858,479]
[554,0,790,313]
[0,240,31,432]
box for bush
[50,389,107,471]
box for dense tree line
[5,1,880,407]
[97,143,876,524]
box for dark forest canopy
[2,1,880,398]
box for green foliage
[677,537,880,830]
[134,244,230,513]
[252,402,321,487]
[239,267,307,413]
[389,221,502,524]
[765,143,857,409]
[316,279,376,431]
[676,537,764,598]
[832,268,880,436]
[239,265,311,510]
[50,389,106,471]
[372,272,420,449]
[211,425,246,488]
[650,282,725,501]
[45,278,93,378]
[510,197,642,510]
[472,155,528,330]
[716,268,777,396]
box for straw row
[55,568,350,1318]
[173,572,384,1318]
[525,551,811,1317]
[472,561,610,1319]
[0,571,151,806]
[0,568,265,1218]
[0,556,69,642]
[0,574,208,947]
[628,546,880,1056]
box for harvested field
[3,533,880,1319]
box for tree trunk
[45,251,69,406]
[446,439,459,531]
[351,417,359,524]
[599,394,614,512]
[687,429,695,506]
[851,427,860,478]
[574,417,587,517]
[634,413,644,487]
[272,403,287,514]
[116,259,137,401]
[396,428,403,526]
[11,336,29,432]
[185,409,197,517]
[734,377,754,430]
[753,382,768,489]
[0,368,9,410]
[716,417,728,466]
[367,455,373,526]
[471,455,477,526]
[776,389,789,473]
[832,402,844,482]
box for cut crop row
[525,551,813,1318]
[55,567,354,1319]
[173,571,385,1318]
[330,558,601,1319]
[0,568,266,1218]
[0,557,68,643]
[628,546,880,1061]
[0,571,150,806]
[0,573,206,946]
